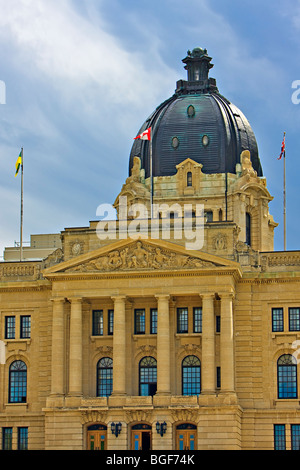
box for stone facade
[0,152,300,451]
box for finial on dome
[176,47,218,95]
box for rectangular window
[216,315,220,333]
[135,309,145,334]
[2,428,12,450]
[5,316,15,339]
[289,308,300,332]
[216,367,221,389]
[274,424,286,450]
[177,308,188,333]
[18,427,28,451]
[272,308,284,332]
[193,308,202,333]
[20,316,31,339]
[150,309,157,334]
[108,310,114,335]
[92,310,103,336]
[291,425,300,450]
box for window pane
[278,356,297,399]
[182,356,201,396]
[108,310,114,335]
[150,309,157,334]
[272,308,284,332]
[20,316,31,339]
[97,358,113,397]
[274,424,286,450]
[18,427,28,450]
[2,428,12,450]
[93,310,103,336]
[289,308,300,331]
[5,317,15,339]
[177,308,188,333]
[9,361,27,403]
[135,309,145,334]
[291,425,300,450]
[139,357,157,396]
[193,308,202,333]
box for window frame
[97,357,113,398]
[182,355,201,396]
[272,308,284,332]
[92,310,104,336]
[5,316,15,340]
[2,427,13,451]
[193,307,202,333]
[134,309,146,335]
[139,356,157,396]
[20,315,31,339]
[108,310,114,336]
[9,360,27,404]
[177,308,188,334]
[274,424,286,450]
[150,309,157,335]
[277,354,298,399]
[289,307,300,332]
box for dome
[129,48,262,178]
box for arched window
[139,357,157,396]
[246,212,251,246]
[97,357,113,397]
[9,361,27,403]
[182,356,201,396]
[277,354,297,399]
[187,172,193,187]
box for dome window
[171,136,180,149]
[187,105,195,117]
[202,134,209,147]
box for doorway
[176,424,197,450]
[87,424,107,450]
[131,424,152,450]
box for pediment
[43,238,240,277]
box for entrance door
[87,425,107,450]
[176,424,197,450]
[131,424,152,450]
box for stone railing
[0,262,42,281]
[260,251,300,272]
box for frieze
[65,241,218,274]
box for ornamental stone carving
[66,241,218,273]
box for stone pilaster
[220,292,235,394]
[111,295,127,396]
[156,295,171,396]
[50,298,65,396]
[201,293,216,394]
[68,297,83,397]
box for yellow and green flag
[15,150,22,177]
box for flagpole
[20,148,24,262]
[283,137,286,251]
[150,137,153,219]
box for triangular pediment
[43,238,240,278]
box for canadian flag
[134,127,151,141]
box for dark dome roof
[129,48,262,178]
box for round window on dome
[202,134,209,147]
[171,136,180,149]
[187,105,195,117]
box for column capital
[50,297,66,303]
[111,295,127,303]
[200,293,215,300]
[218,291,235,301]
[155,294,170,301]
[68,297,83,304]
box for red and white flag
[278,133,286,160]
[134,127,151,141]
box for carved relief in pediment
[65,241,218,273]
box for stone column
[201,293,215,394]
[112,296,127,396]
[220,292,235,393]
[50,298,65,396]
[156,295,171,396]
[69,297,83,396]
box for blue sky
[0,0,300,258]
